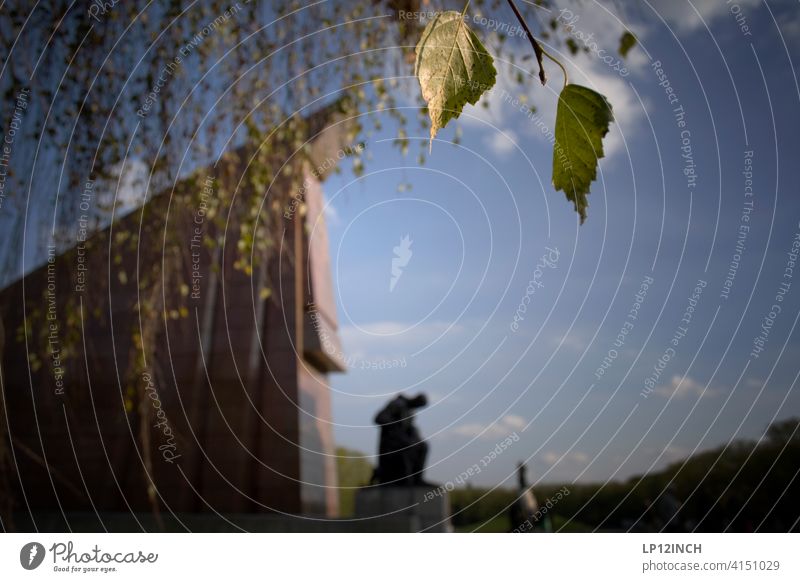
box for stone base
[354,486,452,532]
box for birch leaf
[619,31,637,57]
[414,11,496,148]
[552,84,614,223]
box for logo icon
[20,542,45,570]
[390,235,413,292]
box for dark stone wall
[0,161,342,527]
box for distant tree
[335,447,373,517]
[765,417,800,446]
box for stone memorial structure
[0,104,350,529]
[354,393,452,532]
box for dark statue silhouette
[371,393,434,487]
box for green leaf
[414,10,496,148]
[566,38,579,56]
[619,31,637,58]
[552,84,614,224]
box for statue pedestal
[354,486,452,532]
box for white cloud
[644,0,761,33]
[340,320,461,340]
[575,452,590,463]
[543,451,560,464]
[745,377,763,389]
[663,445,689,461]
[486,128,520,155]
[549,330,587,351]
[502,414,527,430]
[541,450,589,465]
[451,414,527,439]
[777,9,800,41]
[323,202,341,227]
[339,320,464,361]
[460,0,647,162]
[654,374,719,399]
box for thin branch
[542,46,569,90]
[506,0,569,88]
[505,0,547,85]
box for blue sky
[320,0,800,487]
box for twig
[505,0,547,85]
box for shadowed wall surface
[0,134,346,526]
